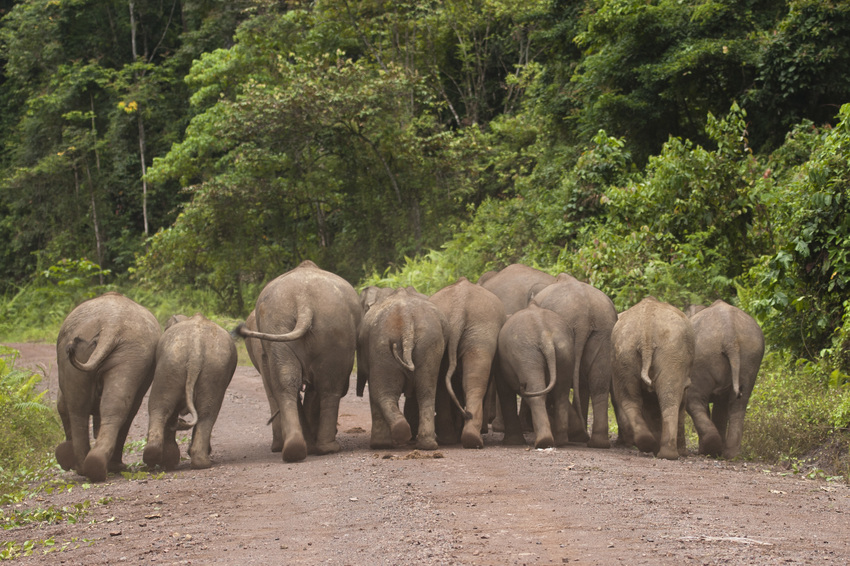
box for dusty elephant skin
[242,309,285,453]
[430,277,506,449]
[356,288,448,450]
[478,263,556,316]
[144,314,237,471]
[531,273,618,449]
[54,292,161,482]
[495,303,584,449]
[686,299,765,459]
[236,260,361,463]
[612,296,695,460]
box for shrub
[0,347,62,501]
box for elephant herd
[53,261,765,483]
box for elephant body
[686,300,765,459]
[495,304,582,449]
[55,292,161,482]
[357,289,448,450]
[478,264,556,315]
[430,277,506,449]
[144,314,237,470]
[237,260,361,463]
[531,273,618,448]
[612,296,694,460]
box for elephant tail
[444,330,472,421]
[235,303,313,342]
[521,335,558,398]
[182,333,203,429]
[391,311,416,372]
[725,339,743,399]
[639,339,654,389]
[66,331,116,373]
[571,327,587,425]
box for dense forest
[1,0,850,379]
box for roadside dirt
[3,342,849,565]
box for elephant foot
[587,434,611,449]
[82,452,109,482]
[314,440,341,455]
[190,455,212,469]
[461,427,484,449]
[143,444,163,469]
[163,442,181,470]
[282,437,308,463]
[416,435,438,451]
[699,432,723,457]
[501,433,526,446]
[55,441,75,471]
[491,416,505,433]
[634,431,658,454]
[391,420,412,446]
[722,447,741,460]
[656,446,679,460]
[107,459,128,474]
[270,439,283,453]
[533,433,555,449]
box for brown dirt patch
[3,342,850,565]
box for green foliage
[742,103,850,366]
[0,347,62,501]
[742,352,850,480]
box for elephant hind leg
[55,441,75,471]
[82,451,109,482]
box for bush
[0,347,62,501]
[742,352,850,480]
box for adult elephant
[495,304,583,448]
[478,264,556,315]
[356,288,448,450]
[430,277,506,449]
[686,300,765,459]
[236,260,361,463]
[144,314,237,470]
[612,296,694,460]
[531,273,617,448]
[55,292,161,482]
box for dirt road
[3,342,849,565]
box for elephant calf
[612,296,695,460]
[55,292,161,482]
[357,288,448,450]
[495,304,584,449]
[144,314,237,470]
[686,300,764,459]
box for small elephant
[144,314,237,470]
[55,292,161,482]
[359,286,425,315]
[237,260,361,463]
[495,304,584,449]
[531,273,618,448]
[686,300,765,459]
[612,296,694,460]
[430,277,506,449]
[356,288,448,450]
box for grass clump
[742,351,850,481]
[0,347,63,502]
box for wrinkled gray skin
[143,314,237,470]
[243,310,285,453]
[237,260,361,463]
[495,304,584,448]
[359,286,425,315]
[686,300,765,459]
[479,264,557,430]
[430,278,506,449]
[356,289,449,450]
[531,273,618,448]
[612,297,695,460]
[478,264,556,316]
[55,292,161,482]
